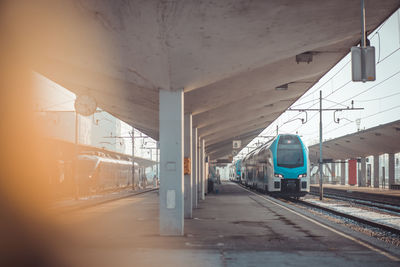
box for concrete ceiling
[309,120,400,163]
[11,0,400,159]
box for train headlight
[298,173,307,178]
[274,173,283,178]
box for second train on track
[240,134,310,197]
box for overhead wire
[298,68,400,135]
[302,60,351,98]
[322,98,350,108]
[323,104,400,135]
[355,91,400,102]
[292,65,400,137]
[378,47,400,63]
[263,26,396,136]
[325,68,400,109]
[245,12,399,152]
[296,14,400,110]
[293,66,400,134]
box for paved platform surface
[52,182,400,266]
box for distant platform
[310,184,400,205]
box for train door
[257,165,263,190]
[263,165,268,192]
[266,150,274,192]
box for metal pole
[361,0,366,48]
[319,90,323,200]
[131,129,135,190]
[74,112,79,199]
[156,141,159,180]
[360,0,367,82]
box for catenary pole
[131,129,135,190]
[288,93,363,200]
[319,91,323,200]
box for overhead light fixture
[296,52,313,64]
[275,84,288,91]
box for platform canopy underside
[18,0,400,159]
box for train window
[277,136,303,168]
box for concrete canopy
[14,0,400,159]
[308,120,400,163]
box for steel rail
[308,191,400,213]
[286,197,400,236]
[232,181,400,236]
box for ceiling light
[275,84,288,91]
[296,52,313,64]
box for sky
[235,8,400,159]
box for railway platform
[310,184,400,205]
[51,186,157,213]
[50,181,400,267]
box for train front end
[271,134,309,197]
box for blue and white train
[241,134,309,197]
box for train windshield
[277,135,303,168]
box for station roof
[20,0,400,159]
[308,120,400,163]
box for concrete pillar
[331,162,336,184]
[197,137,201,202]
[205,158,208,194]
[359,157,366,187]
[159,89,184,236]
[200,138,205,200]
[373,155,379,188]
[389,153,395,188]
[192,127,198,208]
[184,113,192,219]
[340,161,346,185]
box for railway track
[234,181,400,236]
[53,187,158,213]
[308,191,400,213]
[285,197,400,236]
[309,186,400,207]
